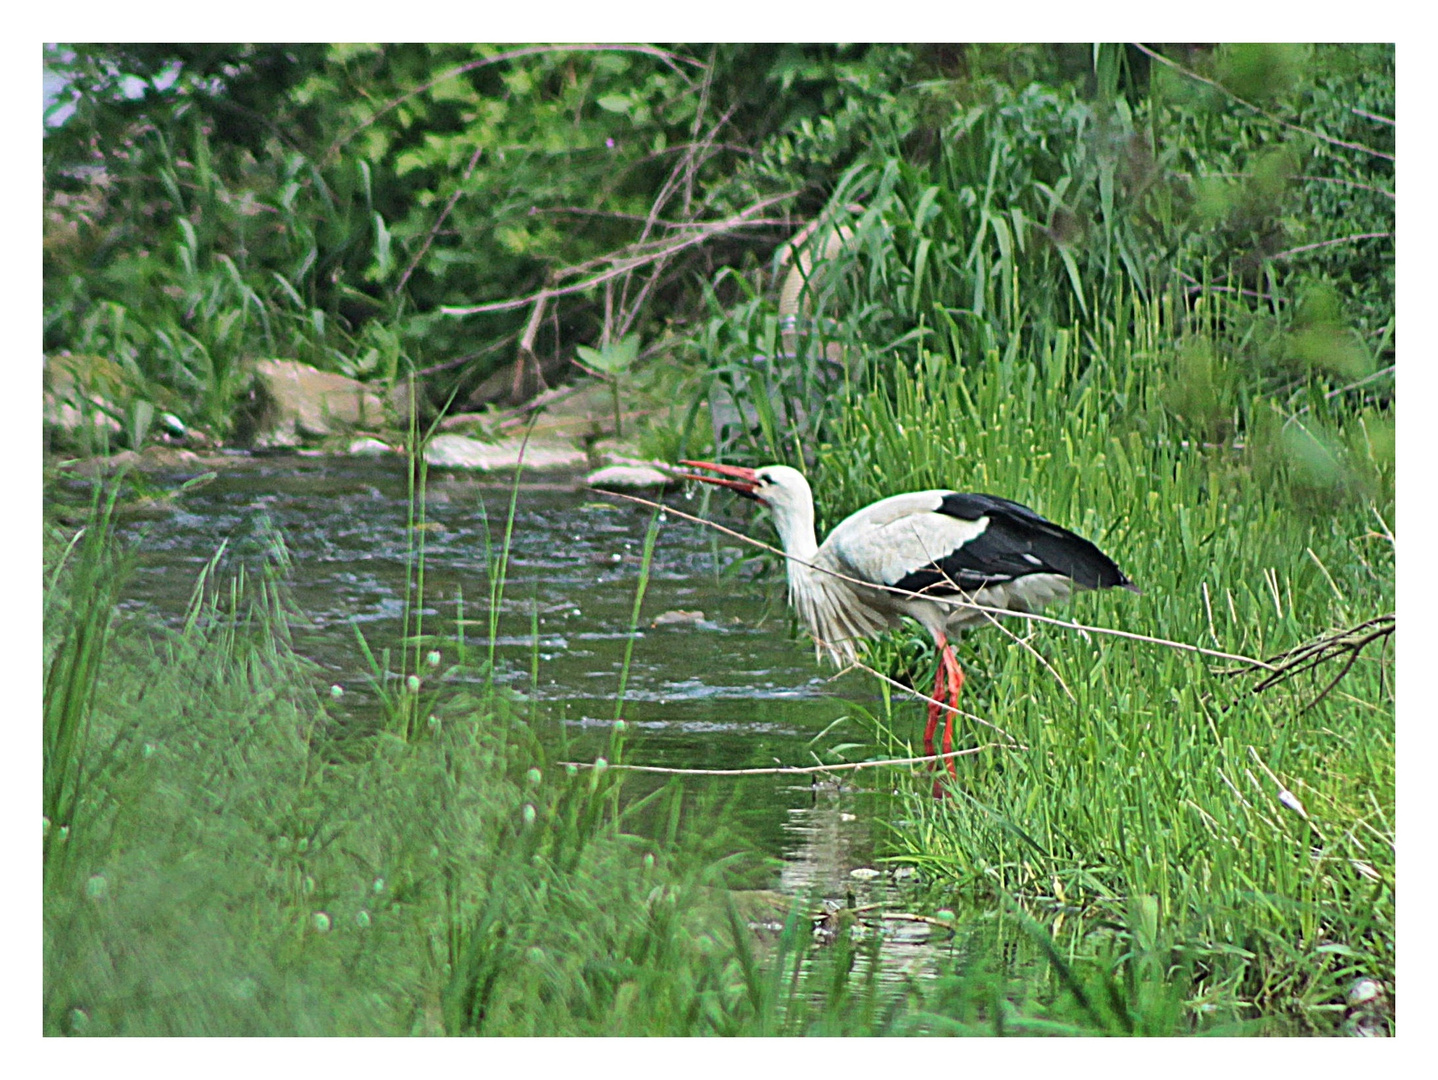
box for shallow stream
[113,454,943,971]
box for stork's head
[677,460,808,507]
[678,461,819,559]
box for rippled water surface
[114,456,933,928]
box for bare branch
[596,486,1279,672]
[1271,231,1393,260]
[1350,106,1395,126]
[1240,614,1395,712]
[440,192,799,317]
[1324,364,1396,400]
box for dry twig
[1236,614,1395,712]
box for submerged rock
[650,610,705,627]
[424,434,587,471]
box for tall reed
[43,481,125,872]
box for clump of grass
[805,289,1392,1033]
[44,480,127,874]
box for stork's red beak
[676,459,761,500]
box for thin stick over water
[558,743,999,777]
[594,486,1278,671]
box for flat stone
[437,411,492,432]
[424,434,588,471]
[585,464,672,490]
[247,359,387,447]
[348,437,392,455]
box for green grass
[50,459,1319,1036]
[674,75,1393,1031]
[796,284,1393,1033]
[683,94,1392,1029]
[42,479,757,1035]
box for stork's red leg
[923,635,948,764]
[926,655,949,765]
[939,645,966,778]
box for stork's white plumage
[678,460,1136,781]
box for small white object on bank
[585,464,673,490]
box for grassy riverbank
[683,49,1393,1032]
[823,303,1393,1033]
[42,415,1392,1036]
[43,474,1261,1037]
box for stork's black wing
[892,492,1134,596]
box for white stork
[678,460,1136,778]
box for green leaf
[577,334,640,375]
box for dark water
[113,455,928,918]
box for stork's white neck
[768,496,818,568]
[768,496,823,652]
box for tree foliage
[44,43,1392,445]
